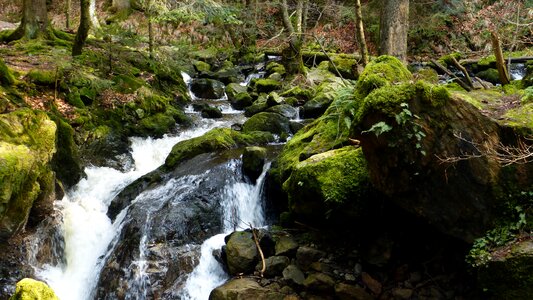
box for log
[490,31,510,85]
[430,59,473,91]
[450,56,474,88]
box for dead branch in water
[249,225,266,277]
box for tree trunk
[148,17,154,59]
[66,0,71,30]
[72,0,91,56]
[490,31,510,85]
[355,0,369,65]
[280,0,307,75]
[6,0,50,41]
[89,0,101,30]
[379,0,409,62]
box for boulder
[255,256,290,278]
[335,283,375,300]
[266,104,297,120]
[303,273,335,292]
[231,92,254,110]
[9,278,58,300]
[274,235,299,256]
[209,278,284,300]
[355,55,412,97]
[280,86,312,102]
[242,112,291,135]
[329,57,359,80]
[283,147,370,222]
[242,146,267,182]
[302,78,344,118]
[212,68,242,85]
[476,68,500,85]
[193,60,211,73]
[225,231,259,275]
[266,92,283,107]
[0,58,15,86]
[190,78,226,99]
[296,246,326,270]
[282,265,306,286]
[255,79,281,93]
[266,61,286,76]
[200,106,223,119]
[244,96,269,117]
[0,109,57,240]
[226,83,247,101]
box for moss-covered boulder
[477,240,533,299]
[242,146,267,182]
[476,68,500,85]
[232,92,254,110]
[254,79,281,93]
[354,80,532,242]
[0,109,57,240]
[9,278,59,300]
[242,112,290,135]
[136,113,176,137]
[226,83,247,101]
[355,55,412,97]
[193,60,211,73]
[266,61,286,76]
[266,104,298,119]
[280,86,312,103]
[302,77,344,118]
[244,95,269,117]
[190,78,225,99]
[329,57,358,80]
[523,61,533,88]
[209,278,285,300]
[49,115,82,188]
[283,147,370,221]
[225,231,259,275]
[26,69,56,87]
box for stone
[361,272,382,295]
[244,96,269,117]
[267,92,283,107]
[193,60,211,73]
[275,235,299,256]
[335,283,374,300]
[200,106,223,119]
[225,231,259,275]
[256,256,290,278]
[303,273,335,292]
[392,288,413,299]
[226,83,247,101]
[231,92,254,110]
[190,78,225,99]
[209,278,284,300]
[242,112,291,135]
[282,265,305,286]
[296,246,326,270]
[10,278,59,300]
[329,57,358,80]
[242,146,267,182]
[255,79,281,93]
[266,105,297,120]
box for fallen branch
[250,225,266,277]
[431,59,472,91]
[450,56,473,88]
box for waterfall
[181,163,271,300]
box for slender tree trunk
[66,0,71,30]
[89,0,101,30]
[72,0,91,56]
[7,0,50,41]
[379,0,409,62]
[490,31,510,85]
[148,18,154,59]
[355,0,369,65]
[280,0,307,75]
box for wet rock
[190,78,225,99]
[244,96,269,117]
[296,246,326,270]
[256,256,290,278]
[226,83,247,101]
[209,278,284,300]
[275,235,299,256]
[303,273,335,292]
[335,283,374,300]
[266,104,298,120]
[226,231,259,275]
[201,106,223,119]
[10,278,58,300]
[193,60,211,73]
[283,265,305,286]
[329,57,359,80]
[242,112,291,135]
[242,146,267,182]
[392,288,413,299]
[266,62,286,76]
[267,92,283,107]
[231,92,254,110]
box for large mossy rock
[242,146,267,182]
[0,59,15,86]
[355,55,412,97]
[254,79,281,93]
[209,278,285,300]
[225,231,259,275]
[283,147,370,221]
[9,278,58,300]
[354,79,533,242]
[329,57,359,80]
[190,78,226,99]
[0,109,57,240]
[302,77,344,118]
[242,112,291,135]
[478,239,533,299]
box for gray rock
[266,104,298,119]
[303,273,335,292]
[335,283,375,300]
[256,256,290,278]
[296,246,326,270]
[209,278,284,300]
[242,147,267,182]
[283,265,305,286]
[275,236,299,256]
[226,231,258,275]
[190,78,225,99]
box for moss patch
[356,55,412,97]
[9,278,59,300]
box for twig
[450,56,473,88]
[250,225,266,277]
[431,59,472,91]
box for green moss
[10,278,59,300]
[502,103,533,134]
[266,61,286,75]
[163,128,274,170]
[112,74,144,93]
[137,113,176,137]
[329,57,358,80]
[437,52,462,68]
[283,147,370,219]
[476,68,500,85]
[356,55,412,97]
[522,86,533,104]
[27,69,56,87]
[242,112,290,135]
[415,68,439,84]
[280,86,313,102]
[254,79,282,93]
[0,59,16,86]
[193,60,211,73]
[65,89,85,108]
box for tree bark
[280,0,307,75]
[490,31,510,85]
[66,0,71,30]
[379,0,409,62]
[355,0,369,65]
[72,0,91,56]
[89,0,101,30]
[6,0,50,41]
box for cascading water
[181,162,271,300]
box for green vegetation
[9,278,58,300]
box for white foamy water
[181,163,271,300]
[36,117,237,300]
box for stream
[29,66,273,299]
